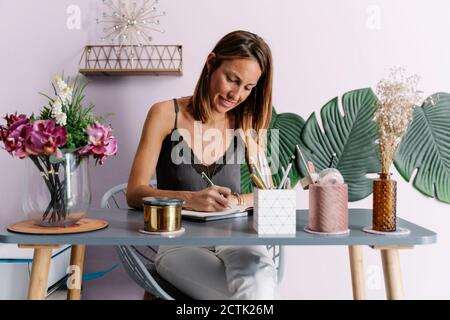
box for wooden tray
[7,218,108,235]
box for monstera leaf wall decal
[395,92,450,204]
[239,88,450,206]
[298,88,381,201]
[240,109,305,193]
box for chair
[101,183,285,300]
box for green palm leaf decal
[298,88,381,201]
[240,108,305,193]
[394,93,450,204]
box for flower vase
[372,172,397,232]
[23,153,91,227]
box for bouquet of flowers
[371,67,422,232]
[0,75,118,226]
[374,67,421,174]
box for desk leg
[67,245,86,300]
[27,247,53,300]
[348,245,366,300]
[381,249,404,300]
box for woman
[127,30,278,299]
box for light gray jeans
[155,245,278,300]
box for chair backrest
[100,183,129,209]
[102,183,284,284]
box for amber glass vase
[372,172,397,232]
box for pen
[201,172,231,208]
[201,172,215,187]
[278,155,295,189]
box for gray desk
[0,208,437,300]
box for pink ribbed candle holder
[308,184,349,234]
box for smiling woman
[126,30,278,300]
[209,58,261,113]
[190,31,273,136]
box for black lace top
[155,99,245,192]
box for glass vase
[23,153,91,227]
[372,172,397,232]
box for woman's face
[208,58,262,114]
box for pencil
[250,156,267,186]
[251,174,267,189]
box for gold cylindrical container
[142,197,184,232]
[373,173,397,232]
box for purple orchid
[4,113,29,130]
[0,114,67,158]
[78,122,118,165]
[0,113,33,158]
[24,119,67,156]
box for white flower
[54,75,73,105]
[57,80,66,91]
[62,86,73,104]
[55,112,67,126]
[55,76,68,92]
[51,98,63,117]
[51,98,67,126]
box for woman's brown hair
[190,30,273,137]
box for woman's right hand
[184,186,232,212]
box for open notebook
[182,205,253,221]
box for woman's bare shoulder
[146,97,192,129]
[147,99,175,118]
[144,99,177,134]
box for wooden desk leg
[348,245,366,300]
[28,247,53,300]
[67,245,86,300]
[381,249,404,300]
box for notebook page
[182,205,252,218]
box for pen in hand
[201,172,215,187]
[201,172,231,208]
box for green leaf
[299,88,381,201]
[240,108,306,193]
[38,92,55,102]
[39,105,52,120]
[394,92,450,204]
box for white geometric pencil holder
[253,188,297,235]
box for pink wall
[1,0,450,299]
